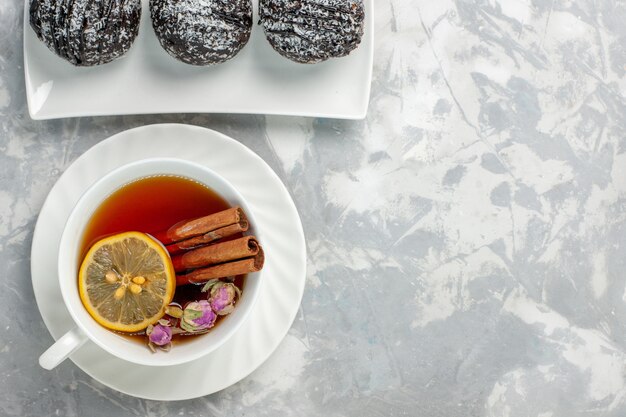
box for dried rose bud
[147,323,172,346]
[181,300,216,333]
[165,303,184,319]
[208,282,240,315]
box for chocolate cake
[259,0,365,64]
[29,0,141,66]
[150,0,253,65]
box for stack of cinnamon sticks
[152,207,264,286]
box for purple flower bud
[209,282,239,315]
[181,300,216,333]
[148,324,172,346]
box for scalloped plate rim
[30,124,307,400]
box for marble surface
[1,0,626,415]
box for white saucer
[31,124,306,400]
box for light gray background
[2,0,626,416]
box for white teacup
[39,158,262,369]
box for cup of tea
[39,158,264,369]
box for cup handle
[39,327,89,370]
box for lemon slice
[78,232,176,333]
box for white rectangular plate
[24,0,374,120]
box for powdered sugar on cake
[150,0,252,65]
[29,0,141,66]
[259,0,365,64]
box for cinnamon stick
[165,221,249,255]
[171,236,260,273]
[176,248,265,286]
[152,207,247,245]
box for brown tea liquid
[81,175,245,343]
